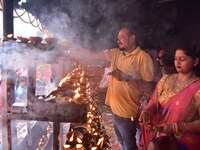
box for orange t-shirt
[104,47,154,118]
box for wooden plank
[1,69,11,150]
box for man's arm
[127,79,155,93]
[108,67,154,92]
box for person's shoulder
[161,73,177,80]
[157,73,174,85]
[104,48,120,54]
[110,48,120,51]
[137,47,152,57]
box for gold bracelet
[172,123,176,133]
[178,122,187,133]
[182,123,187,132]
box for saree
[139,74,200,150]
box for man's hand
[107,68,132,81]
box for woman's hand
[139,110,151,125]
[157,124,174,134]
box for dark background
[15,0,200,51]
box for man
[103,26,154,150]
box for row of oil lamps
[61,65,111,149]
[36,65,110,150]
[63,102,111,150]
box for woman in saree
[138,44,200,150]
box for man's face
[117,28,130,51]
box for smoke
[27,0,147,51]
[0,0,158,70]
[0,40,63,70]
[39,7,73,40]
[17,0,200,51]
[1,1,199,75]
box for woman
[139,45,200,150]
[157,49,177,75]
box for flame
[74,87,81,99]
[72,68,79,73]
[69,132,74,142]
[89,104,93,109]
[74,92,81,99]
[77,137,82,143]
[86,82,90,88]
[97,137,104,148]
[88,118,92,124]
[74,87,81,93]
[58,74,71,86]
[7,34,13,38]
[87,112,93,117]
[63,144,71,148]
[76,144,83,148]
[92,107,96,111]
[81,70,85,76]
[74,82,80,87]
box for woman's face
[174,49,194,74]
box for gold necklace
[173,73,194,92]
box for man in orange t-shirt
[104,26,154,150]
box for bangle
[184,123,187,132]
[172,123,178,134]
[174,123,178,134]
[172,123,176,133]
[177,122,187,133]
